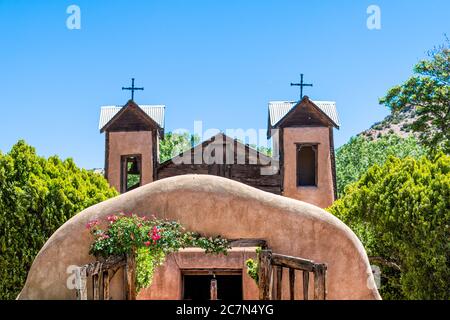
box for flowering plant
[86,213,229,291]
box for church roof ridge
[100,104,166,108]
[268,100,296,104]
[268,100,340,128]
[99,104,165,130]
[158,131,273,169]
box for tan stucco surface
[108,131,153,192]
[18,174,380,300]
[283,127,335,208]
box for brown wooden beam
[303,271,310,300]
[181,269,242,276]
[93,274,100,300]
[228,239,268,248]
[124,254,136,300]
[271,253,316,272]
[289,268,295,300]
[275,266,283,300]
[313,264,327,300]
[258,250,272,300]
[83,255,126,277]
[210,279,218,300]
[103,271,110,300]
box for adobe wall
[18,175,380,300]
[107,131,154,192]
[283,127,335,208]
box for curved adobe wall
[19,175,380,300]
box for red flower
[151,226,161,242]
[144,241,151,247]
[86,220,99,229]
[107,215,118,223]
[152,233,161,241]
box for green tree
[159,132,200,163]
[0,141,118,299]
[249,144,272,157]
[329,154,450,300]
[336,134,427,197]
[380,39,450,153]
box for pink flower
[86,220,99,229]
[96,233,110,240]
[107,215,118,223]
[144,241,151,247]
[151,226,161,242]
[152,234,161,241]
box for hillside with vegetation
[359,106,418,140]
[335,134,427,197]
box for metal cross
[291,74,313,100]
[122,78,144,101]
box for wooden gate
[74,254,136,300]
[258,250,327,300]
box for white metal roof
[268,100,340,128]
[99,105,165,130]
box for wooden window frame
[181,269,243,276]
[180,269,243,300]
[120,154,142,193]
[296,143,319,187]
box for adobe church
[99,84,340,209]
[19,79,380,300]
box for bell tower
[268,97,339,208]
[99,100,164,193]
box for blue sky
[0,0,448,168]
